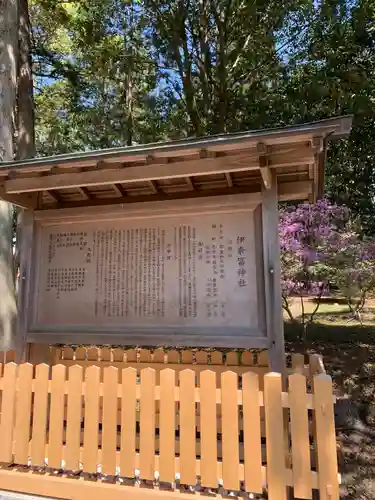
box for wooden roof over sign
[0,116,352,211]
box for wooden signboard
[24,194,268,347]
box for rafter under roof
[0,116,353,211]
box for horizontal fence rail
[25,346,326,380]
[0,363,338,500]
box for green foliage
[29,0,375,232]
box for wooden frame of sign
[19,190,284,370]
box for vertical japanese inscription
[38,212,257,329]
[92,228,166,318]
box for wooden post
[16,210,35,361]
[262,170,285,373]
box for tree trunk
[16,0,35,360]
[0,0,19,350]
[18,0,35,160]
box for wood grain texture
[159,369,175,483]
[139,368,156,480]
[0,363,17,463]
[31,363,49,466]
[242,372,263,493]
[48,364,66,469]
[14,363,33,464]
[264,373,287,500]
[289,373,312,499]
[221,371,240,490]
[179,369,196,485]
[313,374,339,500]
[120,367,137,477]
[102,367,118,475]
[199,371,217,488]
[65,365,83,470]
[83,366,100,473]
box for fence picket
[120,367,137,478]
[200,370,217,489]
[211,351,222,365]
[289,373,312,498]
[0,363,17,463]
[258,351,269,366]
[242,372,263,493]
[159,369,175,483]
[140,349,152,363]
[126,349,137,362]
[264,373,287,500]
[87,347,98,361]
[221,371,239,491]
[14,363,33,464]
[167,350,179,363]
[313,374,339,500]
[195,351,208,364]
[83,366,100,473]
[48,364,66,469]
[0,363,2,422]
[65,365,83,471]
[63,347,74,360]
[292,354,305,374]
[181,350,193,364]
[179,370,196,485]
[75,347,86,361]
[225,352,238,366]
[31,363,49,466]
[153,349,165,363]
[101,347,111,362]
[113,348,124,362]
[241,352,253,366]
[309,354,325,376]
[102,367,118,475]
[140,368,156,480]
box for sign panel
[29,197,266,346]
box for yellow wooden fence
[0,362,338,500]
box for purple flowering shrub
[279,199,375,339]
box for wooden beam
[112,184,127,197]
[260,168,272,189]
[199,149,216,159]
[311,136,324,154]
[316,148,326,201]
[77,187,92,200]
[278,180,312,201]
[262,169,286,374]
[148,180,159,194]
[258,142,273,190]
[225,172,233,188]
[46,190,61,203]
[36,181,310,211]
[0,187,38,209]
[16,211,35,360]
[268,148,314,167]
[39,185,261,210]
[5,154,260,194]
[185,176,196,190]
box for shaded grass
[284,297,375,344]
[285,321,375,343]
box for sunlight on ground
[284,298,375,326]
